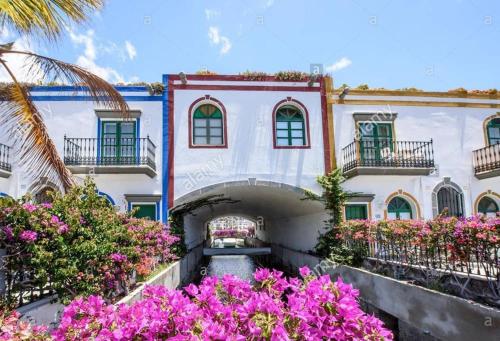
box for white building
[0,75,498,252]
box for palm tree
[0,0,128,191]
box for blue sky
[3,0,500,90]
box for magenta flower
[22,203,37,213]
[19,230,38,243]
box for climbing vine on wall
[303,169,364,265]
[168,195,239,256]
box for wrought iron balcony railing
[473,144,500,178]
[342,139,434,176]
[0,143,11,173]
[64,136,156,170]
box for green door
[101,121,136,164]
[131,203,156,220]
[487,118,500,145]
[359,123,393,164]
[345,204,368,220]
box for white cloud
[264,0,274,8]
[325,57,352,72]
[124,41,137,60]
[67,28,127,83]
[208,26,231,55]
[205,9,220,20]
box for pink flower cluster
[50,267,392,340]
[0,311,49,341]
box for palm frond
[0,0,103,41]
[0,48,129,113]
[0,81,73,190]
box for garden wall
[270,244,500,341]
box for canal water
[206,255,257,283]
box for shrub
[51,267,392,340]
[0,310,50,340]
[0,179,178,306]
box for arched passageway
[175,180,327,252]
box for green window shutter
[131,204,157,220]
[387,197,413,219]
[358,122,393,162]
[275,105,305,146]
[193,104,224,145]
[345,204,368,220]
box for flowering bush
[0,179,178,307]
[49,267,392,340]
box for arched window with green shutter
[192,104,224,146]
[486,117,500,145]
[275,105,306,147]
[387,197,413,219]
[478,196,499,217]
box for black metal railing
[473,144,500,175]
[64,137,156,170]
[0,143,11,172]
[342,139,434,173]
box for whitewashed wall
[1,89,163,214]
[172,89,325,200]
[334,97,500,219]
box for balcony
[473,144,500,179]
[341,139,435,178]
[0,143,12,178]
[64,137,156,178]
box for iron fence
[473,143,500,175]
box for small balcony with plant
[341,138,435,178]
[63,136,156,177]
[0,143,12,178]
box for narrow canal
[206,255,257,283]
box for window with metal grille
[437,186,464,217]
[275,105,306,146]
[192,104,224,146]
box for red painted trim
[169,74,319,83]
[188,95,228,149]
[319,77,331,174]
[271,98,311,149]
[167,78,175,209]
[172,84,319,92]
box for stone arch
[432,178,465,217]
[27,178,61,203]
[473,190,500,215]
[384,189,422,219]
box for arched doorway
[432,179,465,217]
[208,216,256,248]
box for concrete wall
[334,99,500,219]
[118,243,203,305]
[270,245,500,341]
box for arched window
[387,197,413,219]
[478,196,499,217]
[192,104,224,146]
[437,186,464,217]
[34,186,56,204]
[275,105,306,147]
[486,117,500,146]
